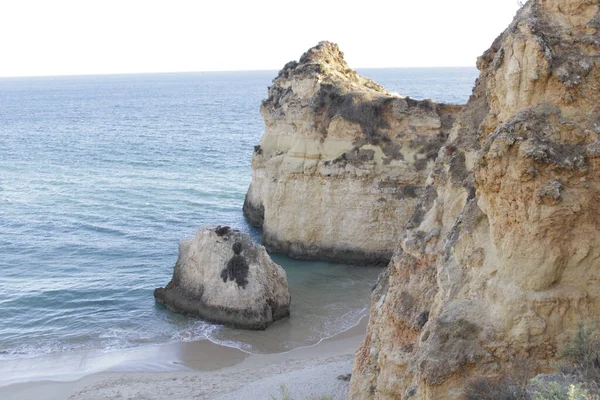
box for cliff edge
[350,0,600,398]
[244,41,461,265]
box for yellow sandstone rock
[244,42,460,265]
[350,0,600,398]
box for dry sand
[0,318,366,400]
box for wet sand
[0,317,367,400]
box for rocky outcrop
[244,42,461,266]
[154,226,291,330]
[350,0,600,398]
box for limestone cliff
[244,42,460,265]
[350,0,600,398]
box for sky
[0,0,521,77]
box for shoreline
[0,316,367,399]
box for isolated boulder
[154,226,291,330]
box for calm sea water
[0,67,478,360]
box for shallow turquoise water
[0,68,478,359]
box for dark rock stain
[215,225,231,236]
[220,242,250,288]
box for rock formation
[154,226,291,330]
[350,0,600,398]
[244,41,461,265]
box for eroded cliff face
[350,0,600,398]
[244,42,460,265]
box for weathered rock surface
[244,41,461,266]
[154,226,291,330]
[350,0,600,398]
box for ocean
[0,67,478,362]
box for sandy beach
[0,317,367,400]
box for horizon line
[0,65,478,80]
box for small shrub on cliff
[527,323,599,399]
[561,322,600,396]
[529,379,588,400]
[465,357,534,400]
[270,384,292,400]
[465,376,529,400]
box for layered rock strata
[350,0,600,398]
[244,42,460,265]
[154,226,291,330]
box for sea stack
[154,226,291,330]
[350,0,600,398]
[244,41,461,266]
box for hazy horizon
[0,0,520,78]
[0,65,479,79]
